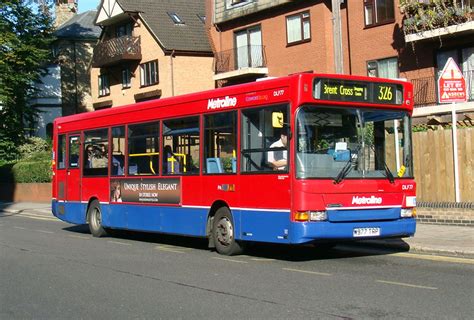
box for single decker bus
[52,73,416,255]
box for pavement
[1,202,473,258]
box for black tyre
[88,200,107,237]
[212,207,242,256]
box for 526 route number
[378,86,393,101]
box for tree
[0,0,54,161]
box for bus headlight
[310,211,327,221]
[401,208,416,218]
[294,211,327,222]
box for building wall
[209,1,336,80]
[57,39,96,115]
[91,18,214,108]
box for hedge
[12,159,52,183]
[0,154,52,183]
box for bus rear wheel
[212,207,242,256]
[88,200,107,237]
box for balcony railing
[92,35,141,68]
[214,45,267,74]
[411,70,474,107]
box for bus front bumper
[289,218,416,244]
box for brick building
[206,0,473,122]
[91,0,214,109]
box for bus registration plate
[353,227,380,237]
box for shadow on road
[62,225,411,262]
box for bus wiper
[371,145,394,184]
[333,150,358,184]
[383,163,395,184]
[333,158,354,184]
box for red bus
[52,73,416,255]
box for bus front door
[66,134,81,202]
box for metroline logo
[352,196,383,205]
[207,96,237,110]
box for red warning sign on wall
[438,57,467,104]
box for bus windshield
[296,106,413,180]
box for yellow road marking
[108,240,132,246]
[68,235,89,240]
[250,258,276,262]
[376,280,437,290]
[158,244,191,251]
[283,268,332,276]
[155,245,186,254]
[391,252,474,265]
[17,212,58,222]
[338,246,474,265]
[36,230,54,234]
[13,226,27,230]
[212,257,248,264]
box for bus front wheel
[88,200,107,237]
[212,207,242,256]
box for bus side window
[57,134,66,169]
[83,128,109,176]
[204,111,237,174]
[111,126,125,176]
[128,122,159,176]
[241,104,289,173]
[162,116,200,175]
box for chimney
[55,0,78,28]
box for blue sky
[78,0,101,13]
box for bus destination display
[314,78,403,105]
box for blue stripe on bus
[105,204,208,236]
[51,200,415,244]
[52,200,87,224]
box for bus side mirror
[272,112,284,128]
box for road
[1,209,473,319]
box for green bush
[18,137,50,160]
[12,159,52,183]
[0,137,52,183]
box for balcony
[411,70,474,107]
[401,1,473,43]
[213,45,268,81]
[92,35,141,68]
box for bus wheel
[212,207,242,256]
[88,200,107,237]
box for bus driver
[268,129,288,171]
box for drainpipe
[331,0,344,74]
[170,50,175,96]
[73,40,78,114]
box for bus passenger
[268,129,288,171]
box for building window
[367,57,398,79]
[235,26,263,69]
[140,60,159,87]
[196,14,206,24]
[98,74,110,97]
[364,0,395,27]
[116,22,132,37]
[227,0,251,8]
[167,12,184,24]
[286,11,311,45]
[122,68,131,89]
